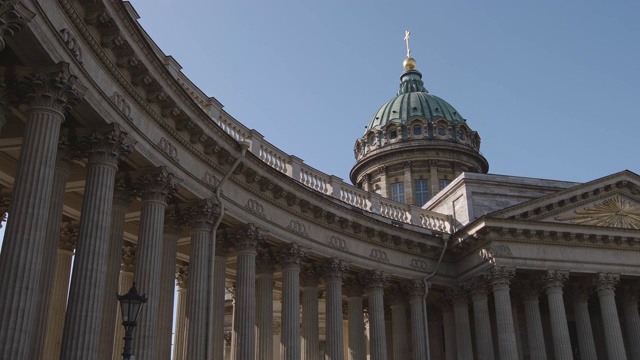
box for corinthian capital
[542,269,570,291]
[321,258,349,282]
[134,166,181,204]
[112,173,134,208]
[183,199,217,232]
[593,272,620,294]
[275,243,308,270]
[229,223,265,252]
[16,62,86,113]
[78,123,135,167]
[361,269,389,292]
[175,264,189,289]
[0,1,34,52]
[163,204,183,235]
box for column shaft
[470,287,495,360]
[346,284,366,360]
[302,277,320,360]
[364,271,389,360]
[61,126,130,359]
[34,152,72,358]
[213,242,229,360]
[391,302,409,360]
[408,280,427,360]
[324,259,348,360]
[595,273,627,360]
[256,255,274,360]
[571,285,597,360]
[442,307,456,360]
[278,244,306,360]
[0,108,63,359]
[98,183,130,360]
[490,267,518,359]
[453,293,473,360]
[186,224,212,359]
[157,208,180,360]
[543,270,573,360]
[232,224,262,360]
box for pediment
[488,171,640,230]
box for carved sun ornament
[555,196,640,229]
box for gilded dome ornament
[555,196,640,229]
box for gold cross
[404,30,411,58]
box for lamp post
[118,282,147,360]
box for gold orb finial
[403,57,416,70]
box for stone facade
[0,2,637,360]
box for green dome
[364,70,466,134]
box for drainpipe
[422,234,450,360]
[206,140,250,359]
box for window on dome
[414,179,429,206]
[437,126,446,136]
[440,179,452,190]
[458,130,465,140]
[413,125,422,135]
[391,182,404,203]
[389,129,397,139]
[370,136,377,145]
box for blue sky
[130,0,640,183]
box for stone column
[441,298,457,360]
[407,279,428,360]
[34,138,77,359]
[345,278,366,360]
[42,223,77,360]
[542,269,573,360]
[157,204,182,360]
[570,282,597,360]
[132,167,179,359]
[301,265,320,360]
[185,200,216,359]
[519,280,547,360]
[363,270,389,360]
[231,224,264,360]
[452,287,473,360]
[99,175,133,360]
[324,258,349,360]
[489,266,519,360]
[61,124,133,360]
[256,251,275,360]
[112,245,136,360]
[621,285,640,360]
[0,67,7,135]
[173,265,189,360]
[277,243,307,360]
[511,298,524,360]
[428,160,439,196]
[0,63,84,359]
[389,286,409,360]
[213,237,231,360]
[594,273,627,360]
[467,276,494,360]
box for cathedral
[0,1,638,360]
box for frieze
[287,220,308,237]
[158,137,179,162]
[246,198,265,218]
[58,28,82,64]
[110,92,132,120]
[409,258,430,271]
[328,235,348,252]
[369,248,389,263]
[479,244,512,265]
[203,171,218,188]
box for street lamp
[118,282,147,360]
